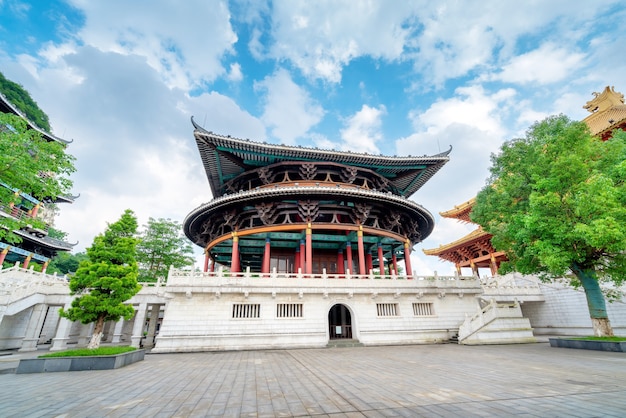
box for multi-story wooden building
[0,92,75,271]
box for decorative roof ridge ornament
[584,86,625,114]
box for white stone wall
[153,287,483,352]
[521,281,626,336]
[0,308,31,349]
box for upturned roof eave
[191,117,451,198]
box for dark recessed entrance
[328,304,352,339]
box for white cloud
[227,62,243,82]
[494,43,585,85]
[255,68,324,144]
[339,104,386,154]
[65,0,238,90]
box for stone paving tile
[1,343,626,417]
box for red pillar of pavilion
[230,233,240,273]
[23,254,32,269]
[262,238,271,274]
[392,253,398,276]
[305,223,312,274]
[365,252,373,273]
[404,240,413,279]
[345,241,353,274]
[0,246,9,265]
[42,261,49,274]
[377,243,384,276]
[203,251,210,272]
[337,249,345,275]
[294,246,301,274]
[357,225,366,275]
[299,239,305,273]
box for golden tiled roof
[582,86,626,136]
[422,227,489,256]
[439,197,475,223]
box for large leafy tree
[0,71,51,131]
[472,115,626,336]
[47,251,88,275]
[137,217,195,282]
[60,210,142,348]
[0,112,75,243]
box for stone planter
[16,349,145,374]
[549,338,626,352]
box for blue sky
[1,0,625,275]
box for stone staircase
[458,299,536,345]
[326,339,364,348]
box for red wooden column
[365,252,373,273]
[299,239,305,273]
[23,254,32,269]
[357,225,366,275]
[210,258,215,272]
[305,223,313,274]
[489,253,498,276]
[392,252,398,276]
[337,249,345,274]
[294,246,301,273]
[377,243,385,276]
[41,261,49,273]
[262,238,271,274]
[203,251,210,272]
[404,240,413,279]
[0,246,9,265]
[230,233,240,273]
[345,242,353,274]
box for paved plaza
[0,342,625,417]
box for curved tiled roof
[191,117,451,198]
[0,92,71,144]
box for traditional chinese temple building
[151,119,491,352]
[0,92,75,271]
[423,198,507,277]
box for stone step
[326,339,364,348]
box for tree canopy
[0,112,75,243]
[0,71,50,131]
[136,217,195,282]
[60,210,141,348]
[472,115,626,336]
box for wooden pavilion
[185,117,451,277]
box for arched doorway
[328,304,352,339]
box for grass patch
[570,336,626,342]
[39,346,137,358]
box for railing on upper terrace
[165,266,482,292]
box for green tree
[472,115,626,336]
[0,113,75,243]
[47,251,88,275]
[60,210,142,349]
[137,217,195,282]
[0,71,50,131]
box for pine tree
[60,210,141,348]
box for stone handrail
[165,267,482,294]
[458,299,522,342]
